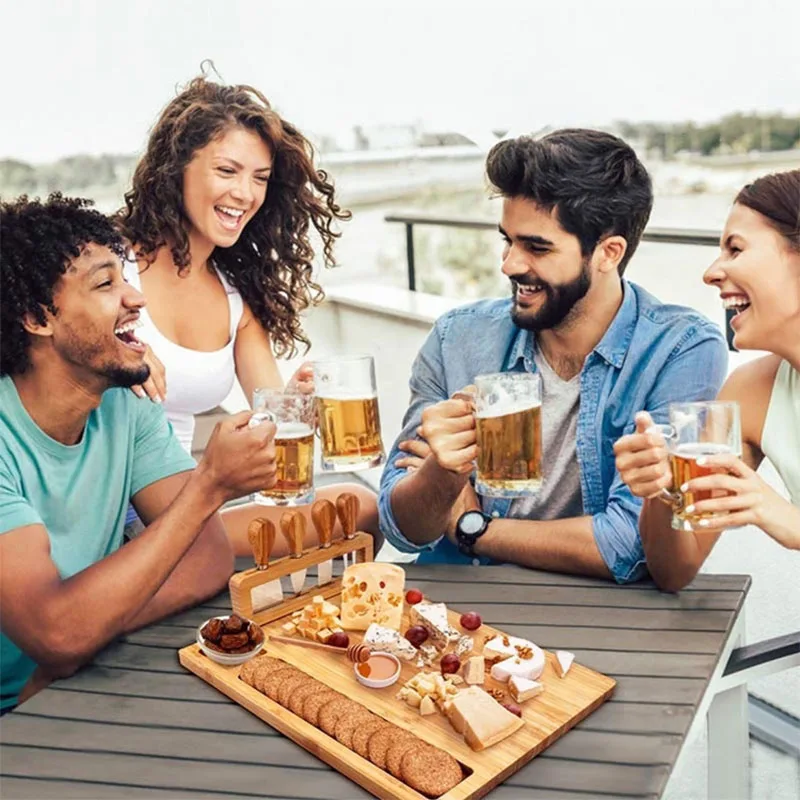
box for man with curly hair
[0,194,279,712]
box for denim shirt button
[491,511,500,518]
[472,558,481,567]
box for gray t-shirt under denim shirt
[509,346,584,521]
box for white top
[123,258,244,453]
[761,359,800,505]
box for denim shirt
[378,281,728,583]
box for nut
[488,688,506,701]
[515,645,533,660]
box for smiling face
[704,203,800,352]
[500,196,593,332]
[181,125,273,250]
[32,245,150,388]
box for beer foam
[476,399,540,419]
[672,442,735,458]
[275,422,314,439]
[318,392,377,401]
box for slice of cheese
[408,601,460,649]
[483,633,537,661]
[555,650,575,678]
[490,645,545,683]
[340,563,405,631]
[419,695,437,716]
[463,655,484,685]
[447,686,524,750]
[363,623,417,661]
[509,676,544,703]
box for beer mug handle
[645,423,680,507]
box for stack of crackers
[240,654,464,797]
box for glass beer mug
[312,355,385,472]
[473,371,543,498]
[653,401,742,530]
[252,388,316,506]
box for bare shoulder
[719,355,782,456]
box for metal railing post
[405,223,416,292]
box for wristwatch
[455,510,493,558]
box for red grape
[405,589,423,605]
[328,632,350,648]
[459,611,482,631]
[502,702,523,717]
[440,653,461,674]
[405,625,429,647]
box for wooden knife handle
[280,511,306,558]
[335,492,359,540]
[247,518,275,570]
[311,499,336,548]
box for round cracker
[277,672,313,707]
[318,697,361,737]
[367,724,407,770]
[352,717,391,760]
[237,655,264,687]
[401,744,463,797]
[302,689,341,727]
[262,666,302,701]
[252,657,290,692]
[386,732,422,779]
[287,679,325,716]
[334,707,374,749]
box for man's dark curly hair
[486,128,653,276]
[116,74,351,358]
[1,193,126,377]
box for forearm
[38,471,224,667]
[639,499,713,591]
[389,456,470,544]
[475,516,612,579]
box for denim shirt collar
[504,280,637,373]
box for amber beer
[317,394,385,471]
[259,422,315,505]
[475,403,543,497]
[669,442,734,529]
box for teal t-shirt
[0,377,196,709]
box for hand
[198,411,278,504]
[395,430,431,471]
[613,411,672,499]
[680,453,783,532]
[419,387,477,475]
[286,361,314,395]
[131,344,166,403]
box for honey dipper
[268,635,371,663]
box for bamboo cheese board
[179,500,616,800]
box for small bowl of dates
[197,614,265,665]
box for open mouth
[723,295,751,320]
[515,281,545,306]
[214,205,246,231]
[114,319,146,353]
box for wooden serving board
[179,585,615,799]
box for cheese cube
[281,621,297,635]
[419,695,437,716]
[463,656,485,685]
[509,676,544,703]
[408,601,459,650]
[317,629,333,643]
[312,595,325,606]
[340,563,405,631]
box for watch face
[460,510,487,536]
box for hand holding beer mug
[312,355,385,472]
[655,402,742,530]
[474,372,543,498]
[252,388,316,505]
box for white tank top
[123,257,244,454]
[761,359,800,505]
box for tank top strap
[215,268,244,340]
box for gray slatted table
[0,563,749,799]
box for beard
[58,327,151,388]
[102,362,151,388]
[510,257,592,332]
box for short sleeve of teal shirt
[0,378,195,710]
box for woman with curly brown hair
[117,74,379,555]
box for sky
[2,0,800,163]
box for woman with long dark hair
[117,72,379,555]
[614,170,800,590]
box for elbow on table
[650,564,698,594]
